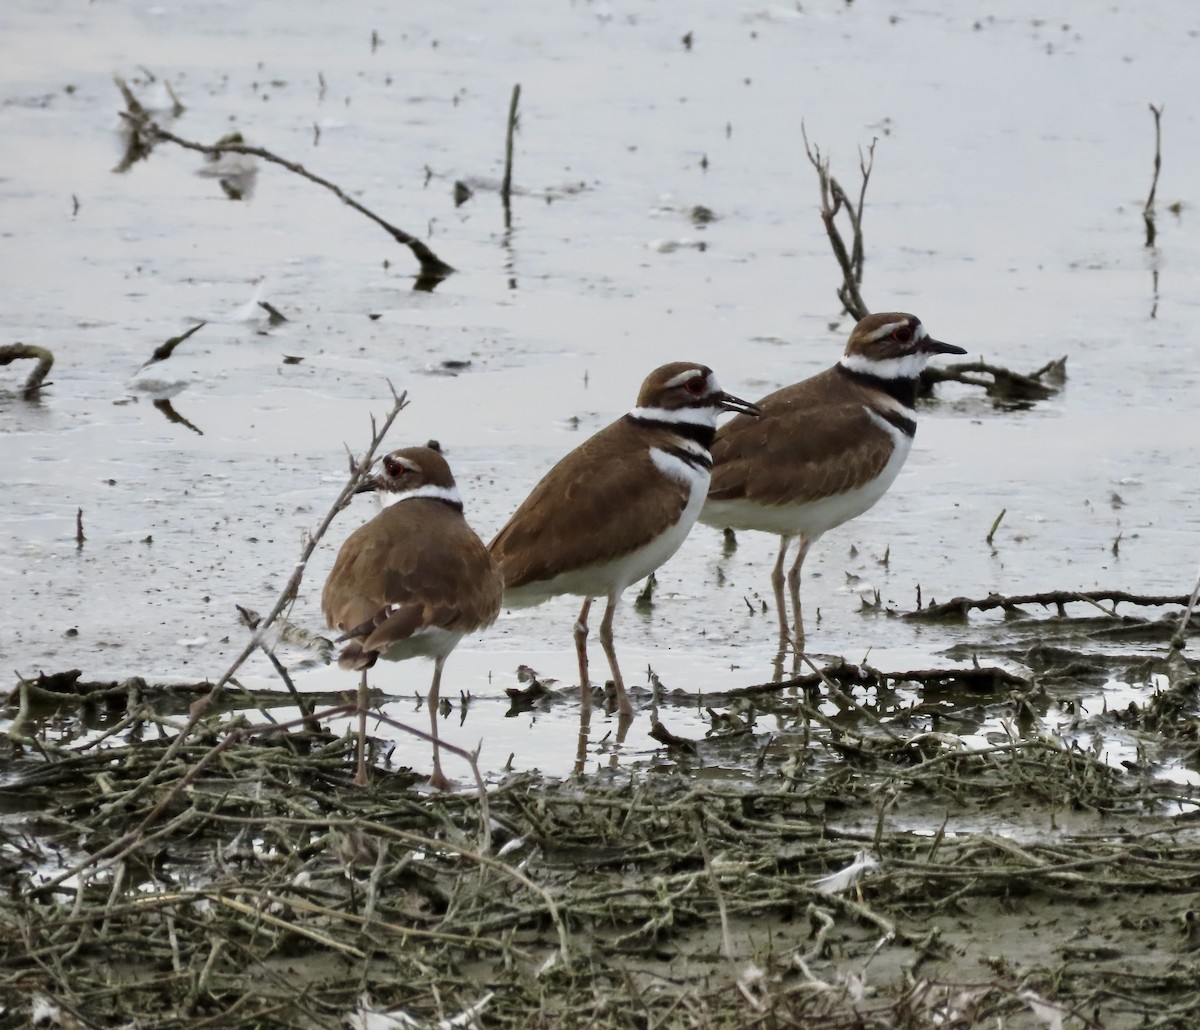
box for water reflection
[152,397,203,435]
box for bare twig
[1144,103,1163,248]
[1169,564,1200,653]
[0,342,55,398]
[986,508,1006,546]
[851,142,875,283]
[234,604,324,733]
[693,812,735,962]
[89,387,408,822]
[501,83,521,230]
[259,645,318,732]
[115,82,454,284]
[802,125,873,319]
[373,710,494,854]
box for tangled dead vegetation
[4,658,1200,1029]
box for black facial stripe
[835,364,920,410]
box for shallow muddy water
[3,0,1200,784]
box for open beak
[920,336,967,356]
[717,391,761,418]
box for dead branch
[236,604,321,734]
[735,660,1029,700]
[0,342,54,398]
[919,355,1066,403]
[372,710,494,855]
[648,719,698,753]
[799,132,1065,409]
[909,589,1197,622]
[4,669,363,718]
[115,79,454,285]
[802,126,874,319]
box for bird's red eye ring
[685,375,706,395]
[892,326,914,344]
[383,456,405,477]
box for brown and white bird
[323,446,503,788]
[490,363,759,719]
[701,312,965,648]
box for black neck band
[835,363,920,410]
[625,413,716,449]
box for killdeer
[701,312,965,648]
[490,363,759,720]
[322,446,503,788]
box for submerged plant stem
[1143,103,1164,248]
[0,342,54,398]
[501,82,521,230]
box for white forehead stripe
[862,320,910,344]
[662,368,709,390]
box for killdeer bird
[701,312,965,648]
[323,446,503,788]
[490,363,759,720]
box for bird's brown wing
[490,419,692,590]
[322,500,503,648]
[709,371,897,506]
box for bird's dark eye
[383,456,405,478]
[685,375,707,395]
[892,326,914,344]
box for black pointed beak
[921,336,967,356]
[718,391,761,417]
[353,476,381,494]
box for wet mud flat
[4,0,1200,1025]
[4,599,1200,1030]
